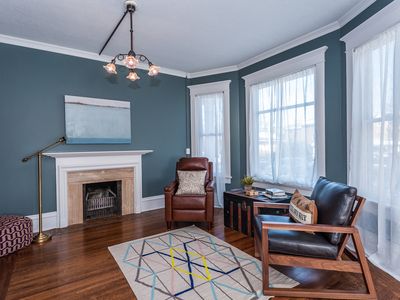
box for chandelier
[99,0,159,81]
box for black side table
[223,189,291,236]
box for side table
[223,189,291,236]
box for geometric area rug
[109,225,298,299]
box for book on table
[265,194,288,200]
[265,188,286,197]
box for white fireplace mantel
[44,150,153,158]
[44,150,153,228]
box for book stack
[265,188,287,200]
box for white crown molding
[187,1,379,78]
[0,34,188,78]
[186,21,339,78]
[0,0,379,80]
[187,65,238,79]
[340,0,400,49]
[337,0,376,27]
[237,22,340,70]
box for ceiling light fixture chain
[100,0,160,81]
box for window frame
[242,46,327,193]
[340,0,400,182]
[188,80,231,183]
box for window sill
[253,181,312,197]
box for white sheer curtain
[192,92,226,207]
[248,67,318,189]
[349,23,400,280]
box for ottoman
[0,216,33,257]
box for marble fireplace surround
[44,150,153,228]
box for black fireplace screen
[83,180,122,221]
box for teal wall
[0,43,187,215]
[0,0,394,215]
[189,0,394,186]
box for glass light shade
[124,55,139,69]
[103,62,117,74]
[126,70,140,81]
[148,64,160,76]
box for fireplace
[44,150,153,228]
[65,167,135,226]
[83,180,122,221]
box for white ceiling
[0,0,367,73]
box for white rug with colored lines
[109,225,298,300]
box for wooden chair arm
[262,222,356,234]
[253,202,290,216]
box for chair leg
[166,222,172,230]
[352,230,377,299]
[254,232,260,258]
[261,228,270,293]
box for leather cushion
[172,195,206,210]
[311,177,357,245]
[173,209,206,222]
[254,214,338,259]
[177,157,208,171]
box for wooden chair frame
[253,196,377,299]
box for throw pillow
[289,189,318,225]
[176,170,207,195]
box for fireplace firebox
[83,181,122,221]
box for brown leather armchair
[164,157,214,230]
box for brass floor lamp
[22,137,66,243]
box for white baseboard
[27,211,58,233]
[141,195,164,212]
[26,195,164,232]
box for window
[342,1,400,280]
[243,47,326,190]
[188,80,231,207]
[347,22,400,280]
[350,33,397,198]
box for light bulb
[126,70,140,81]
[103,62,117,74]
[148,64,160,76]
[124,55,138,69]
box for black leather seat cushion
[254,214,338,259]
[311,177,357,245]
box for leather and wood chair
[253,177,376,299]
[164,157,214,230]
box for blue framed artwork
[65,95,131,144]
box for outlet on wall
[185,148,191,156]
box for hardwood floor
[1,208,399,300]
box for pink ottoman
[0,216,33,257]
